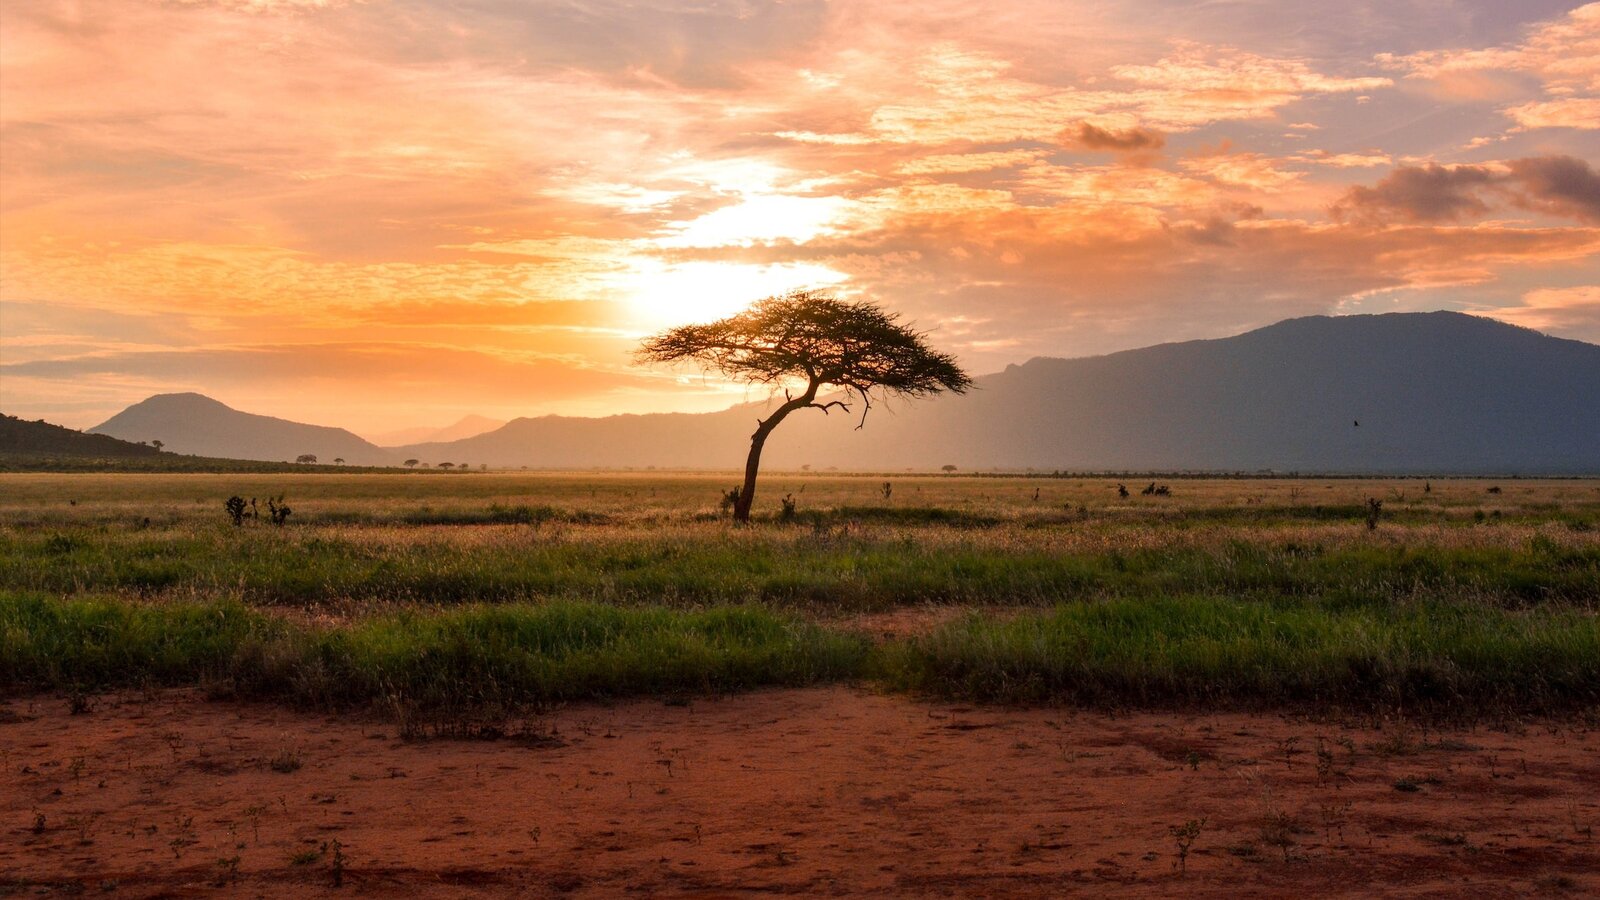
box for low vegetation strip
[876,596,1600,715]
[0,594,866,709]
[4,528,1596,610]
[5,593,1598,717]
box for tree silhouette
[438,462,454,470]
[295,453,317,465]
[151,440,164,453]
[404,459,419,468]
[333,457,345,466]
[638,290,970,522]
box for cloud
[1331,163,1499,223]
[896,150,1046,175]
[1504,97,1600,129]
[1505,155,1600,224]
[1069,123,1166,152]
[1476,286,1600,341]
[1331,155,1600,225]
[1292,150,1392,168]
[1180,151,1304,190]
[1379,4,1600,130]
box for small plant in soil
[327,839,345,887]
[1169,818,1205,873]
[214,855,241,886]
[269,747,302,774]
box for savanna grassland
[4,471,1599,715]
[4,472,1599,895]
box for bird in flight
[1353,420,1360,427]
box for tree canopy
[638,290,971,521]
[638,290,971,428]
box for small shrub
[1169,818,1205,873]
[1365,497,1383,530]
[266,495,291,527]
[269,747,302,773]
[224,496,247,527]
[719,487,741,516]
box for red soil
[4,687,1597,897]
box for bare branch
[809,399,851,415]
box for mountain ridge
[88,313,1600,474]
[90,393,397,466]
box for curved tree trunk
[733,427,771,522]
[732,385,816,523]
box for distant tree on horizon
[151,440,164,452]
[295,453,317,465]
[333,457,345,466]
[404,459,419,468]
[941,464,957,473]
[438,462,454,470]
[638,290,970,522]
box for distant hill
[1,414,162,458]
[368,414,505,447]
[0,413,347,473]
[90,393,397,466]
[393,312,1600,474]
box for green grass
[5,591,1597,717]
[0,593,866,710]
[876,596,1600,715]
[2,526,1594,611]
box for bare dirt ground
[4,687,1597,898]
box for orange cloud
[1379,3,1600,129]
[1476,286,1600,341]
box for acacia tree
[638,290,971,522]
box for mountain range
[85,312,1600,474]
[364,415,505,447]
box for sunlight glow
[620,260,850,328]
[653,195,854,248]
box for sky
[1,0,1597,438]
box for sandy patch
[4,688,1597,897]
